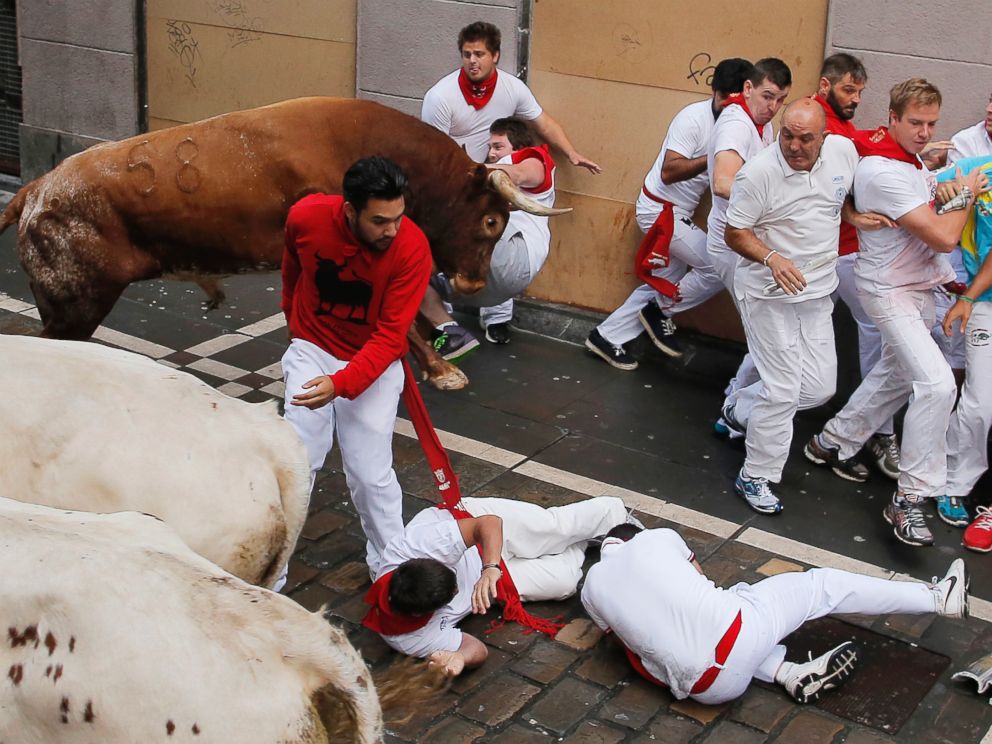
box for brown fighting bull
[0,97,567,390]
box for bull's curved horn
[487,169,573,216]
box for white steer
[0,335,310,588]
[0,497,382,743]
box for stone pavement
[2,248,992,741]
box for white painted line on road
[0,295,32,313]
[237,312,286,337]
[255,361,283,380]
[92,326,174,359]
[260,380,286,398]
[187,357,250,382]
[186,333,251,356]
[217,381,252,398]
[738,528,894,579]
[393,417,526,469]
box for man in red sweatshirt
[281,156,432,575]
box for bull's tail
[0,180,35,236]
[253,399,311,589]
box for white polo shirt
[950,120,992,161]
[374,508,481,658]
[853,156,954,293]
[727,134,857,302]
[421,69,544,163]
[639,99,716,220]
[706,104,776,257]
[580,529,744,700]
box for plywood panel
[529,70,705,202]
[146,17,355,124]
[147,0,355,43]
[531,0,827,97]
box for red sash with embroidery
[633,197,681,301]
[722,93,764,138]
[853,126,922,169]
[361,359,565,638]
[458,68,498,110]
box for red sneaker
[963,506,992,553]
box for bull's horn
[487,169,572,216]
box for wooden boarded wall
[145,0,356,130]
[525,1,829,334]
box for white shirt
[853,156,954,292]
[706,104,775,256]
[496,148,556,274]
[421,69,544,163]
[639,99,716,220]
[581,529,744,700]
[727,135,858,302]
[950,120,992,161]
[375,508,481,657]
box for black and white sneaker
[882,493,934,547]
[867,433,901,480]
[639,301,684,358]
[585,329,638,371]
[931,558,969,618]
[484,322,510,344]
[803,434,869,483]
[778,641,861,704]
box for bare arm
[898,167,986,252]
[725,224,806,295]
[661,149,707,186]
[457,515,504,613]
[531,112,602,174]
[427,632,489,676]
[712,150,744,199]
[841,196,897,231]
[486,157,545,189]
[691,558,704,575]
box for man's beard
[827,89,857,121]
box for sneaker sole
[584,339,638,371]
[882,508,934,547]
[794,643,860,704]
[937,513,970,528]
[484,330,509,344]
[638,315,684,359]
[440,338,481,362]
[963,542,992,553]
[803,443,868,483]
[734,483,783,515]
[874,461,900,481]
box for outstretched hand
[471,566,501,614]
[570,152,603,175]
[943,298,973,336]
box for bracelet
[762,250,778,267]
[482,563,502,573]
[959,295,976,304]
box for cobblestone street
[3,240,992,743]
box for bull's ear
[468,163,490,183]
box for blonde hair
[889,78,941,117]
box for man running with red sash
[363,495,630,675]
[582,523,968,705]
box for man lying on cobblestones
[362,495,630,675]
[581,524,969,705]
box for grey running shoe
[780,641,861,704]
[734,468,782,515]
[484,322,510,344]
[931,558,969,618]
[882,493,934,547]
[585,328,638,371]
[431,324,480,362]
[867,433,901,480]
[639,301,684,358]
[804,434,869,483]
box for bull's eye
[486,217,498,228]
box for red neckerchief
[458,68,498,110]
[723,93,764,138]
[812,94,858,139]
[361,360,565,639]
[853,126,922,169]
[511,145,555,194]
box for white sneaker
[778,641,860,704]
[932,558,969,619]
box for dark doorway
[0,0,21,176]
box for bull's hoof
[428,365,469,391]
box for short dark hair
[490,117,537,150]
[749,57,792,90]
[458,21,501,55]
[819,53,867,85]
[389,558,458,616]
[342,156,408,214]
[711,58,752,96]
[604,523,643,542]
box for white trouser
[597,211,723,346]
[833,254,893,437]
[820,288,957,499]
[708,246,760,415]
[946,302,992,497]
[692,568,935,704]
[737,296,837,481]
[282,339,404,575]
[462,496,627,601]
[932,286,967,369]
